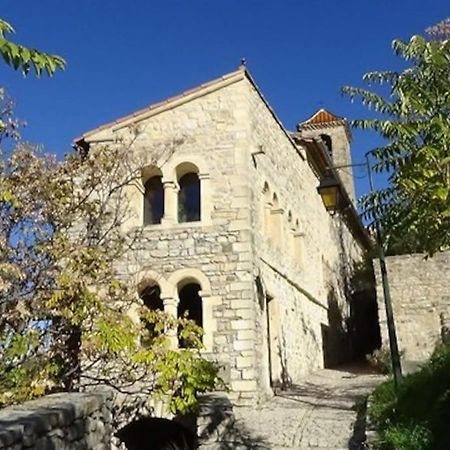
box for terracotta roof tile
[300,108,345,126]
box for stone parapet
[0,391,113,450]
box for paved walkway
[226,365,384,449]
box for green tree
[0,18,65,76]
[0,93,222,413]
[343,30,450,256]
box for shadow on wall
[117,416,197,450]
[349,289,381,359]
[348,258,382,359]
[197,394,271,449]
[321,287,351,368]
[277,332,292,390]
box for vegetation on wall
[343,20,450,256]
[0,93,222,414]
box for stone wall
[110,77,259,405]
[375,252,450,363]
[80,70,368,406]
[245,80,365,391]
[0,391,240,450]
[0,392,113,450]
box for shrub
[369,343,450,450]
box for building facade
[75,68,371,406]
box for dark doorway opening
[350,289,382,359]
[117,417,197,450]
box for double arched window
[142,162,204,226]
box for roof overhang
[292,132,372,251]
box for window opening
[144,176,164,225]
[178,173,200,223]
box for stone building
[75,67,371,406]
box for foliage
[426,18,450,40]
[343,31,450,256]
[0,18,65,76]
[369,343,450,450]
[0,92,222,414]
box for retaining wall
[0,391,113,450]
[375,252,450,363]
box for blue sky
[2,1,449,197]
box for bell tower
[297,109,355,203]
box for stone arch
[142,165,163,185]
[136,269,171,299]
[167,268,212,298]
[163,155,209,179]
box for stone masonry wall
[375,252,450,363]
[105,78,259,406]
[82,71,368,406]
[245,81,366,391]
[0,392,113,450]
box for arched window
[144,176,164,225]
[140,284,164,345]
[177,282,202,348]
[178,172,201,223]
[320,134,333,160]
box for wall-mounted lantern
[316,173,342,214]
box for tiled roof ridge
[298,108,346,128]
[75,68,246,142]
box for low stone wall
[375,252,450,363]
[0,391,113,450]
[0,390,238,450]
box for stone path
[224,365,384,449]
